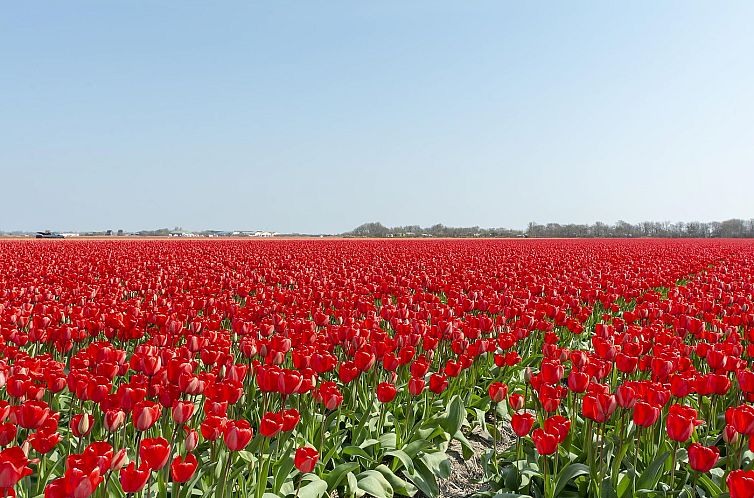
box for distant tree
[344,219,754,239]
[347,222,390,237]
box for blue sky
[2,1,753,233]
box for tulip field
[4,239,754,498]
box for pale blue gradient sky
[1,1,753,233]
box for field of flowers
[1,238,754,498]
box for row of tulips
[0,239,753,498]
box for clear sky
[2,1,753,234]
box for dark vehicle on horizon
[35,231,64,239]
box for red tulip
[0,424,16,446]
[670,374,695,398]
[171,453,198,483]
[0,446,33,489]
[139,437,170,470]
[728,469,754,498]
[224,419,253,450]
[338,362,359,384]
[666,404,701,442]
[200,415,226,441]
[615,353,638,374]
[184,427,199,452]
[171,401,195,424]
[615,384,636,409]
[508,393,524,411]
[104,410,126,432]
[538,383,565,413]
[58,466,104,497]
[281,408,300,432]
[541,360,564,384]
[260,412,284,438]
[376,383,397,403]
[732,405,754,436]
[582,392,617,423]
[408,377,425,396]
[71,414,94,438]
[15,401,51,429]
[567,370,589,393]
[119,462,151,493]
[511,412,535,437]
[316,383,343,410]
[687,443,719,473]
[27,429,63,454]
[544,415,571,444]
[410,357,430,378]
[488,382,508,403]
[294,446,319,473]
[532,428,558,455]
[724,424,739,444]
[428,373,448,394]
[633,401,660,428]
[111,449,128,472]
[737,369,754,393]
[133,401,161,431]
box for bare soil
[438,426,516,498]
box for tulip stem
[294,474,303,498]
[492,402,498,472]
[632,428,640,498]
[670,440,678,490]
[738,435,745,469]
[598,423,606,494]
[135,432,143,466]
[219,450,233,498]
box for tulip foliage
[0,239,754,497]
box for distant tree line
[344,219,754,238]
[526,219,754,238]
[345,222,522,238]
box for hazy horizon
[2,2,753,233]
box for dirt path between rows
[438,426,516,498]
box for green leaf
[257,455,273,498]
[325,462,360,491]
[385,449,416,473]
[697,473,722,497]
[357,470,394,498]
[359,438,380,449]
[347,472,363,498]
[402,439,431,459]
[474,408,489,435]
[553,463,590,497]
[637,451,670,491]
[501,465,521,491]
[454,430,475,460]
[520,353,544,367]
[273,455,296,493]
[404,459,438,498]
[376,464,418,496]
[439,395,465,435]
[379,431,397,450]
[298,476,328,498]
[600,477,619,498]
[610,439,630,486]
[419,451,451,480]
[343,445,373,460]
[321,434,347,466]
[616,472,631,498]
